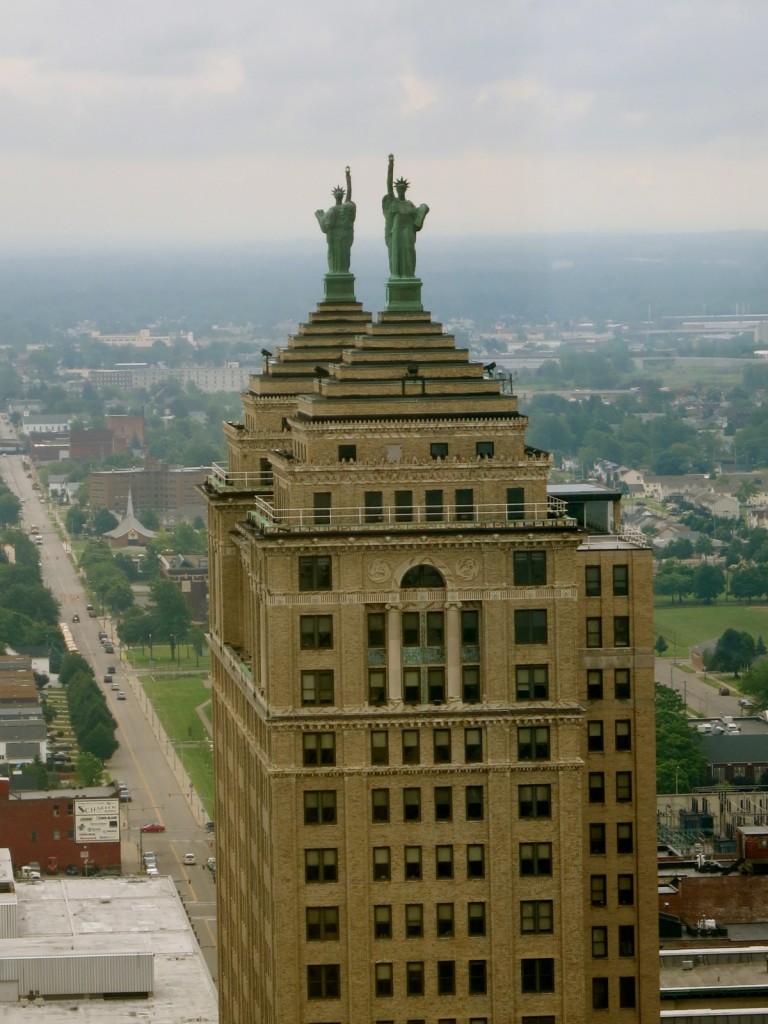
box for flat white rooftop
[2,875,217,1023]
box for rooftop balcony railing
[207,462,272,491]
[247,496,572,533]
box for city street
[655,655,754,720]
[0,450,219,982]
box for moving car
[183,852,197,865]
[111,681,119,691]
[140,823,165,833]
[72,614,79,623]
[117,691,126,700]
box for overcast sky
[2,0,768,248]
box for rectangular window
[307,964,341,999]
[305,848,337,883]
[304,791,337,825]
[515,609,548,644]
[367,611,386,647]
[590,874,607,906]
[425,488,444,521]
[364,490,383,523]
[615,669,631,699]
[467,901,487,936]
[395,489,414,522]
[436,903,454,937]
[619,976,636,1008]
[371,731,389,766]
[521,1019,556,1024]
[303,732,336,767]
[374,904,392,939]
[428,667,446,703]
[403,668,421,704]
[507,486,525,520]
[514,551,547,586]
[434,786,452,821]
[373,847,391,881]
[618,924,635,957]
[617,822,634,854]
[313,491,332,525]
[588,721,604,751]
[590,823,606,855]
[476,441,494,459]
[465,786,484,821]
[518,726,550,760]
[468,960,488,995]
[591,925,608,958]
[585,565,601,596]
[616,771,633,803]
[520,958,553,994]
[402,729,420,764]
[301,670,334,706]
[375,963,393,998]
[592,977,609,1010]
[402,611,420,647]
[433,728,451,764]
[437,959,456,995]
[617,874,634,905]
[589,772,605,804]
[300,614,333,650]
[431,442,448,459]
[435,845,454,879]
[519,842,552,877]
[519,784,551,818]
[464,728,483,762]
[462,665,481,703]
[306,906,339,941]
[338,443,356,462]
[516,664,549,700]
[426,611,445,647]
[614,616,630,647]
[455,488,475,521]
[299,555,332,591]
[586,617,602,648]
[403,788,421,822]
[461,609,479,644]
[613,564,629,596]
[467,844,485,878]
[406,962,425,997]
[372,789,390,823]
[587,669,604,700]
[405,903,423,938]
[615,720,632,751]
[368,669,387,705]
[521,900,553,934]
[404,846,422,880]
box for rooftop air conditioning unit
[681,960,694,970]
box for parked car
[140,823,165,833]
[739,698,753,707]
[206,857,216,872]
[719,687,730,696]
[71,614,79,623]
[64,865,79,876]
[204,820,215,833]
[106,665,116,675]
[119,789,132,802]
[103,643,114,654]
[184,852,197,865]
[117,691,126,700]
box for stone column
[446,603,461,700]
[386,605,401,702]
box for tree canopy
[656,684,708,793]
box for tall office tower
[203,243,658,1024]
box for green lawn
[141,674,214,812]
[128,643,210,672]
[654,600,768,656]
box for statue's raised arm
[382,153,429,279]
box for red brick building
[0,778,121,875]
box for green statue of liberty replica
[382,154,429,311]
[315,165,356,302]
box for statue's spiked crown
[331,185,345,198]
[394,177,410,192]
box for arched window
[400,564,445,588]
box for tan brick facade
[203,288,659,1023]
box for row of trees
[0,528,60,648]
[117,578,201,661]
[79,541,135,616]
[59,653,118,761]
[655,684,708,793]
[653,562,725,604]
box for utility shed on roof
[0,951,153,1000]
